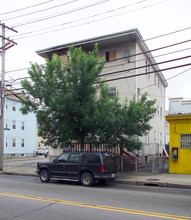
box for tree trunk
[81,137,85,151]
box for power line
[102,38,191,70]
[96,62,191,84]
[5,34,191,75]
[0,0,53,16]
[11,0,110,28]
[1,1,78,22]
[101,54,191,78]
[10,0,147,38]
[140,67,191,91]
[6,63,191,102]
[104,46,191,70]
[5,54,191,88]
[11,0,168,35]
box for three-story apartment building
[37,29,168,155]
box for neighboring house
[36,28,168,156]
[166,97,191,174]
[3,91,37,159]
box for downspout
[135,42,139,101]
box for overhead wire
[2,0,190,95]
[1,0,79,22]
[5,54,191,87]
[0,0,53,16]
[9,0,168,38]
[95,62,191,84]
[5,36,191,80]
[9,0,147,38]
[7,23,191,75]
[140,67,191,91]
[10,0,110,27]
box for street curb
[1,171,191,189]
[0,171,37,177]
[116,179,191,189]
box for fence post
[120,155,123,171]
[135,156,138,173]
[152,155,155,173]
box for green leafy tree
[91,85,156,151]
[20,44,157,151]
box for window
[108,87,117,98]
[145,60,150,79]
[147,131,150,144]
[57,153,70,162]
[160,83,163,94]
[160,107,162,119]
[82,153,101,164]
[12,138,16,147]
[21,139,25,147]
[160,132,162,145]
[21,122,24,130]
[154,130,156,143]
[6,138,8,147]
[158,79,160,88]
[12,104,16,111]
[181,134,191,148]
[105,50,116,62]
[6,119,8,129]
[60,53,69,63]
[68,153,81,163]
[154,74,157,85]
[12,120,16,129]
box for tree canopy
[20,44,157,151]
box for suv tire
[81,172,94,187]
[40,170,50,182]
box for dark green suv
[36,151,118,186]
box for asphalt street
[0,174,191,220]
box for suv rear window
[82,153,101,164]
[102,153,117,164]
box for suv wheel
[81,172,94,187]
[40,170,50,182]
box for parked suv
[36,151,118,186]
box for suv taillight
[101,165,104,173]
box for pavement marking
[0,191,190,220]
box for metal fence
[66,143,169,173]
[121,155,169,173]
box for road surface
[0,174,190,220]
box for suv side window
[57,153,70,163]
[82,153,101,164]
[68,153,81,163]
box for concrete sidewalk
[117,172,191,188]
[1,159,191,189]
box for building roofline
[36,28,168,87]
[36,28,140,55]
[166,114,191,121]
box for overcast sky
[1,0,191,110]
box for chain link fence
[121,155,169,173]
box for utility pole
[0,23,17,171]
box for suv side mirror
[53,159,57,163]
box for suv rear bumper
[95,173,118,180]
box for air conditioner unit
[108,87,117,93]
